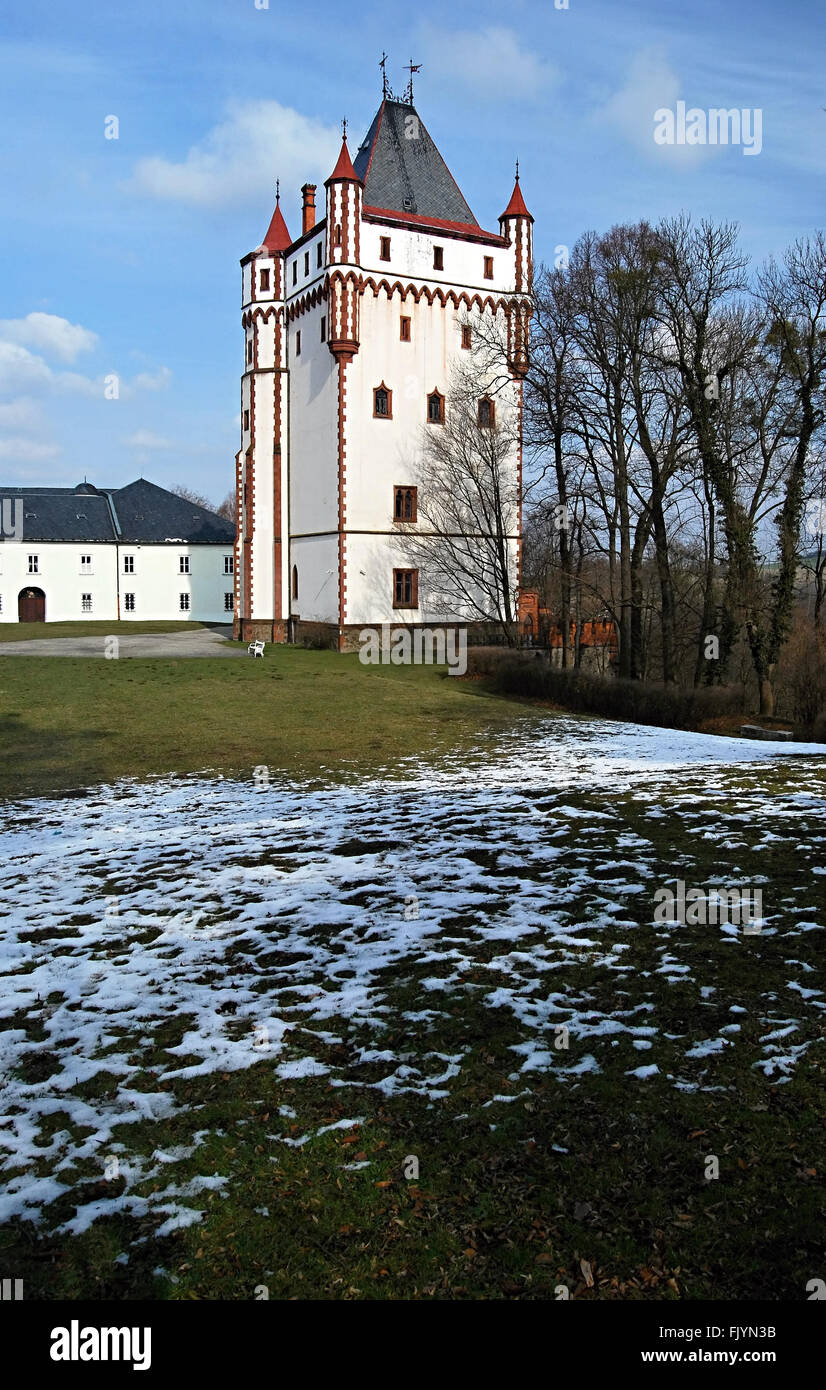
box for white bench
[248,639,265,658]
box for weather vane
[276,177,280,200]
[380,51,390,99]
[403,58,421,105]
[341,117,347,141]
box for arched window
[292,565,299,601]
[334,224,342,246]
[478,396,495,429]
[373,383,392,418]
[427,390,445,424]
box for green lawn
[0,648,539,799]
[0,620,206,643]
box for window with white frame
[124,593,135,612]
[180,593,191,612]
[224,555,234,574]
[224,592,234,611]
[179,555,190,574]
[80,554,92,572]
[124,555,134,574]
[81,594,92,613]
[28,555,38,574]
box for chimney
[301,183,317,236]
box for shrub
[485,658,743,730]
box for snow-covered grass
[1,716,824,1299]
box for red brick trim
[337,356,348,641]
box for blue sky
[1,0,824,501]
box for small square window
[243,409,250,431]
[224,555,234,574]
[393,568,418,609]
[304,251,310,275]
[296,330,301,356]
[461,325,472,350]
[124,555,134,574]
[317,242,323,268]
[380,236,391,261]
[80,554,92,571]
[81,593,92,613]
[393,486,417,522]
[433,246,444,270]
[224,592,234,612]
[321,315,326,342]
[180,593,191,612]
[259,268,270,292]
[400,316,411,342]
[180,555,190,574]
[484,256,494,279]
[124,593,135,612]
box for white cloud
[0,437,61,461]
[594,46,711,163]
[421,26,556,101]
[128,100,341,207]
[0,312,97,363]
[122,429,172,449]
[131,367,172,392]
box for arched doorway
[18,587,45,622]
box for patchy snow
[0,714,824,1236]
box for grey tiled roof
[0,480,234,544]
[353,100,478,228]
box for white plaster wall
[288,302,338,538]
[290,534,338,624]
[0,543,234,623]
[360,220,515,295]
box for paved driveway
[0,625,245,658]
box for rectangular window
[433,246,444,270]
[0,595,3,614]
[224,592,234,612]
[247,339,253,363]
[380,236,391,261]
[179,556,190,574]
[180,593,191,612]
[317,242,323,268]
[124,593,135,612]
[461,325,472,350]
[304,251,310,275]
[81,593,92,613]
[321,315,326,342]
[224,555,234,574]
[484,256,494,280]
[28,555,38,574]
[259,268,270,292]
[393,568,418,609]
[296,330,301,356]
[243,409,250,431]
[393,486,417,522]
[334,224,342,246]
[123,555,134,574]
[80,554,92,572]
[400,316,411,342]
[373,385,392,418]
[292,262,297,285]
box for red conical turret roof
[500,171,533,222]
[262,193,291,253]
[326,136,361,185]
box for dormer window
[380,236,391,261]
[373,383,392,418]
[259,268,270,292]
[478,396,495,429]
[483,256,494,280]
[433,246,444,270]
[427,390,445,425]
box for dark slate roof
[353,100,479,229]
[0,480,234,544]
